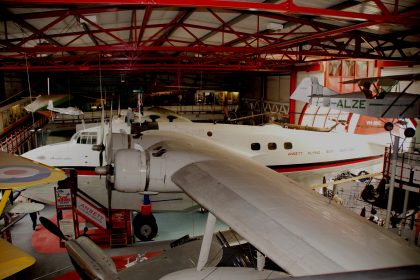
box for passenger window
[268,142,277,150]
[284,142,293,150]
[251,143,260,151]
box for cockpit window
[76,132,97,145]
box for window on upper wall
[268,142,277,150]
[251,143,260,151]
[284,142,293,150]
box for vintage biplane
[291,74,419,119]
[0,151,65,278]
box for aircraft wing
[0,239,36,279]
[0,151,66,190]
[168,135,420,276]
[24,94,68,112]
[0,152,65,278]
[342,74,420,86]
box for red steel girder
[8,0,420,25]
[137,6,152,46]
[0,63,290,72]
[263,21,378,51]
[0,44,391,58]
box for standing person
[126,107,134,126]
[29,211,37,230]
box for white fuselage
[21,121,386,209]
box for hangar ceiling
[0,0,419,74]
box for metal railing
[0,117,48,154]
[383,142,420,192]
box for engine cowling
[113,149,148,193]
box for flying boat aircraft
[291,74,420,118]
[39,130,420,279]
[21,112,391,240]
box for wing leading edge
[171,152,420,276]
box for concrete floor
[7,204,228,279]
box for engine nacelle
[114,149,148,193]
[106,133,134,164]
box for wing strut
[197,212,216,271]
[0,190,12,217]
[381,78,416,118]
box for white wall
[266,75,290,103]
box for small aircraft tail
[47,100,54,110]
[291,77,337,104]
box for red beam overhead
[8,0,420,25]
[0,1,419,73]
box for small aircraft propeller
[94,98,115,219]
[99,98,105,166]
[39,216,68,241]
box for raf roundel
[0,165,51,183]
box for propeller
[39,216,68,241]
[98,55,105,167]
[99,98,105,167]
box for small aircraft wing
[0,151,65,216]
[0,151,66,190]
[0,153,65,278]
[0,238,36,279]
[24,94,68,112]
[342,74,420,87]
[167,134,420,277]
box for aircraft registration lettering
[336,99,366,109]
[288,151,303,156]
[307,151,320,155]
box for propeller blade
[98,98,105,166]
[99,150,103,167]
[39,216,68,241]
[106,176,112,218]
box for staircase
[110,210,132,247]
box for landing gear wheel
[133,213,158,241]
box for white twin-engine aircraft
[22,115,387,240]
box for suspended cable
[24,52,34,125]
[99,53,103,102]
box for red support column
[289,71,297,124]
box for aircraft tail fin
[47,100,53,110]
[291,77,336,103]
